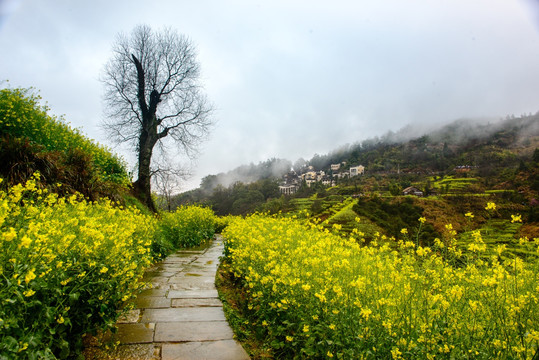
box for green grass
[457,219,535,259]
[431,175,480,194]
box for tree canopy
[102,25,213,211]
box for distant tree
[533,148,539,163]
[389,182,401,196]
[102,25,213,212]
[293,158,307,172]
[153,168,186,211]
[200,174,219,193]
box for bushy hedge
[0,87,129,185]
[0,174,156,359]
[158,205,220,248]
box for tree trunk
[133,138,157,213]
[130,54,164,213]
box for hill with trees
[170,113,539,243]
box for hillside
[0,87,132,203]
[172,113,539,206]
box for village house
[279,184,299,195]
[349,165,365,177]
[402,186,424,196]
[454,165,475,173]
[321,176,335,187]
[332,172,347,179]
[280,163,364,192]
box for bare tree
[152,154,190,211]
[102,25,212,212]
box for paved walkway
[84,236,249,360]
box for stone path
[84,236,249,360]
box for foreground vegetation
[0,174,154,358]
[220,213,539,359]
[0,174,220,359]
[0,88,129,189]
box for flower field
[0,174,156,358]
[159,205,222,248]
[222,214,539,359]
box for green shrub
[0,174,156,359]
[159,205,219,248]
[0,87,129,185]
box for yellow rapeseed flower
[19,235,31,248]
[360,307,372,320]
[24,269,36,284]
[3,227,17,241]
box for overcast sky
[1,0,539,191]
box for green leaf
[69,292,80,305]
[58,339,70,359]
[1,336,18,352]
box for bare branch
[100,24,213,211]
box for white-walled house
[349,165,365,177]
[279,184,299,195]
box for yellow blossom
[19,235,32,248]
[25,269,36,284]
[3,227,17,242]
[485,202,496,210]
[360,307,372,320]
[511,214,522,223]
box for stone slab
[156,263,187,269]
[148,276,171,284]
[180,271,217,277]
[167,277,215,289]
[171,298,222,307]
[167,289,219,299]
[83,344,160,360]
[161,340,249,360]
[141,307,226,322]
[117,309,141,324]
[116,323,155,344]
[135,296,172,309]
[138,288,168,297]
[146,282,170,290]
[154,321,234,342]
